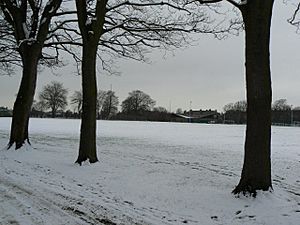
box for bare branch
[288,2,300,31]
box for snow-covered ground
[0,118,299,225]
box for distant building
[0,107,12,117]
[174,109,221,123]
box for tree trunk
[8,50,39,149]
[233,0,274,196]
[75,43,98,164]
[51,109,55,118]
[74,0,107,165]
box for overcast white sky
[0,1,299,112]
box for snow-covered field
[0,118,299,225]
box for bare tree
[272,99,291,111]
[176,108,183,114]
[38,81,68,118]
[271,99,293,125]
[223,100,247,124]
[223,102,234,112]
[153,106,168,113]
[70,89,112,118]
[122,90,156,113]
[197,0,274,196]
[73,0,221,164]
[71,90,83,114]
[224,100,247,112]
[97,90,107,118]
[101,90,119,119]
[235,0,274,196]
[233,100,247,112]
[74,0,106,164]
[0,0,64,149]
[32,100,47,112]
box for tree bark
[51,109,55,118]
[74,0,107,165]
[8,49,39,149]
[75,43,98,164]
[233,0,274,195]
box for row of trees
[33,81,160,119]
[224,99,300,112]
[33,81,119,119]
[34,85,300,120]
[2,0,300,196]
[223,99,300,124]
[30,88,300,125]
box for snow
[41,18,47,25]
[3,8,13,22]
[46,0,54,7]
[86,17,92,26]
[0,118,299,225]
[48,7,56,14]
[18,38,37,48]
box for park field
[0,118,299,225]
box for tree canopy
[38,81,68,118]
[122,90,156,113]
[272,99,291,111]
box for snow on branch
[193,0,246,8]
[288,2,300,32]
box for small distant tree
[153,106,168,113]
[32,100,47,113]
[223,103,234,112]
[272,99,291,111]
[271,99,292,124]
[64,110,74,118]
[31,100,47,118]
[121,90,155,114]
[223,100,247,112]
[101,91,119,119]
[223,100,247,124]
[294,106,300,110]
[38,81,68,118]
[71,89,118,119]
[71,91,83,114]
[176,108,183,114]
[96,90,107,118]
[233,100,247,112]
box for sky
[0,1,299,112]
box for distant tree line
[28,81,175,122]
[3,83,300,126]
[223,99,300,125]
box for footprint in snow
[123,200,134,206]
[210,216,218,221]
[236,215,256,219]
[235,210,242,215]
